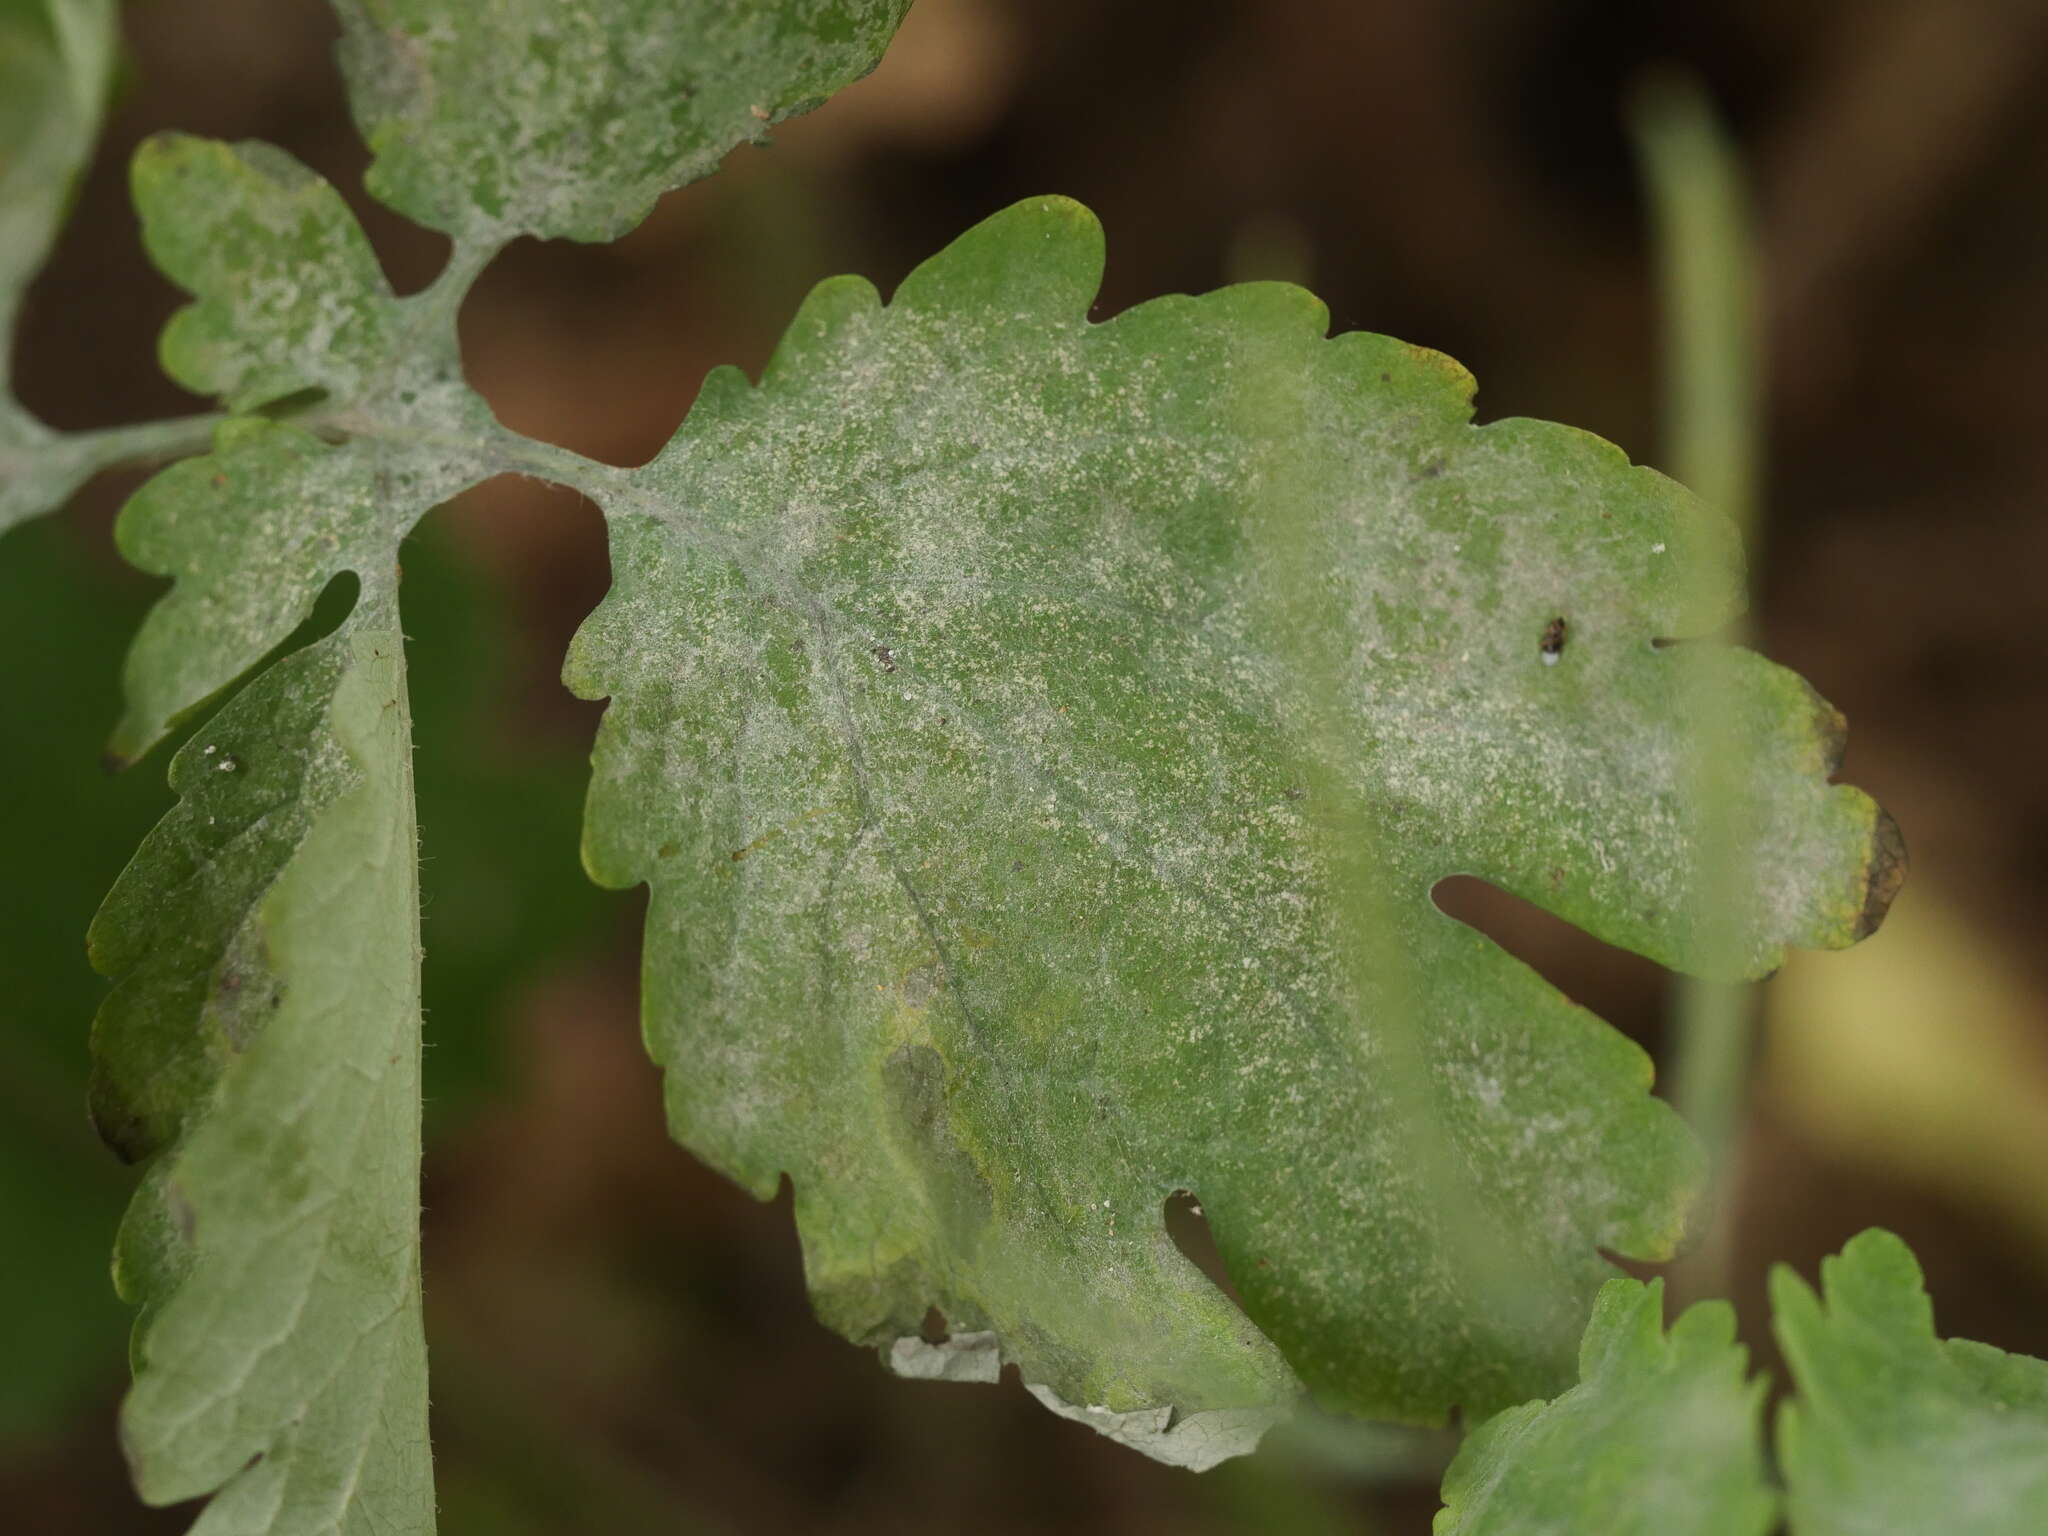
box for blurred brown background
[5,1,2048,1531]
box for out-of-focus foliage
[1773,1230,2048,1535]
[569,192,1895,1455]
[0,0,112,373]
[1434,1279,1772,1536]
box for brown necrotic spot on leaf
[1855,809,1909,941]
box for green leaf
[132,133,433,413]
[563,197,1901,1455]
[91,598,434,1534]
[83,3,913,1516]
[0,0,112,367]
[112,135,498,761]
[1773,1228,2048,1535]
[107,414,483,761]
[0,0,117,532]
[331,0,911,244]
[1433,1280,1774,1535]
[398,519,614,1122]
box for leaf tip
[894,194,1106,322]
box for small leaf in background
[0,0,114,366]
[565,196,1900,1456]
[93,602,436,1534]
[131,132,431,413]
[332,0,912,244]
[0,0,118,533]
[1433,1279,1773,1536]
[1773,1229,2048,1535]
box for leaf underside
[92,605,433,1534]
[565,194,1903,1446]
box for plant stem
[0,409,225,484]
[1629,73,1764,1303]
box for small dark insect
[1539,617,1568,665]
[872,645,897,673]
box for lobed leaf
[92,601,434,1535]
[108,415,484,762]
[564,196,1902,1455]
[85,5,922,1525]
[331,0,912,244]
[1433,1280,1774,1535]
[1773,1229,2048,1535]
[0,518,161,1436]
[0,0,112,366]
[97,132,478,1536]
[112,135,498,761]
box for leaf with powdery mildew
[0,0,117,532]
[1773,1229,2048,1535]
[109,135,498,761]
[331,0,911,244]
[565,197,1902,1461]
[107,416,483,761]
[132,134,427,413]
[91,601,434,1535]
[1434,1280,1774,1535]
[83,3,919,1518]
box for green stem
[1629,73,1765,1302]
[406,235,510,358]
[0,409,226,483]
